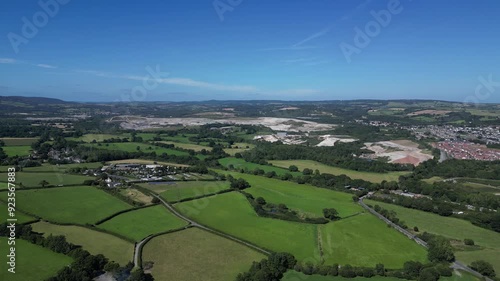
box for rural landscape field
[1,0,500,280]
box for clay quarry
[363,140,433,165]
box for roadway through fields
[358,196,494,281]
[132,193,271,268]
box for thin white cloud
[36,64,57,69]
[0,58,17,64]
[293,26,332,48]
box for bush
[464,238,475,246]
[469,260,496,277]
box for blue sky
[0,0,499,102]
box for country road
[359,196,494,281]
[133,235,152,267]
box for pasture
[0,172,92,188]
[219,171,363,218]
[319,213,428,268]
[365,200,500,272]
[224,142,255,156]
[270,160,408,183]
[219,157,302,177]
[119,188,153,204]
[22,162,103,172]
[158,141,211,152]
[106,159,189,167]
[0,137,38,146]
[83,142,189,156]
[176,192,319,262]
[0,237,73,281]
[140,181,230,202]
[0,186,132,224]
[98,205,188,241]
[0,202,36,224]
[31,221,134,265]
[142,228,265,281]
[3,146,31,157]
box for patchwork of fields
[142,228,265,281]
[219,157,302,177]
[365,200,500,273]
[140,180,231,202]
[270,160,409,183]
[0,172,91,188]
[0,186,132,224]
[83,142,189,156]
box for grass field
[98,205,188,241]
[158,141,211,152]
[0,186,132,224]
[219,157,302,177]
[224,143,255,156]
[83,142,190,156]
[0,237,73,281]
[31,221,134,265]
[140,181,230,202]
[365,200,500,272]
[0,172,92,188]
[270,160,409,183]
[119,188,153,204]
[282,271,405,281]
[67,133,130,142]
[142,228,265,281]
[217,170,362,218]
[22,162,103,172]
[319,213,428,268]
[0,202,36,224]
[106,159,190,167]
[176,192,319,262]
[0,137,38,146]
[3,146,32,157]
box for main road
[359,196,493,281]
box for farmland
[365,200,500,272]
[217,170,362,218]
[270,160,408,183]
[106,158,189,167]
[319,214,428,268]
[142,228,265,281]
[22,162,103,172]
[0,202,36,224]
[0,237,73,281]
[83,142,189,156]
[140,180,230,202]
[0,186,132,224]
[176,192,319,262]
[158,141,211,151]
[282,271,405,281]
[0,172,92,188]
[2,146,31,157]
[31,221,134,265]
[219,157,302,177]
[0,137,38,146]
[98,205,188,241]
[224,142,255,156]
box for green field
[106,159,189,167]
[176,192,319,262]
[219,157,302,177]
[0,137,38,146]
[142,228,265,281]
[218,171,362,218]
[224,143,255,156]
[67,133,131,142]
[365,200,500,272]
[140,181,230,202]
[22,162,103,173]
[320,213,428,268]
[31,221,134,265]
[2,146,32,157]
[98,205,188,241]
[282,271,405,281]
[83,142,189,156]
[0,237,73,281]
[0,202,36,224]
[270,160,409,183]
[158,141,211,151]
[0,186,132,224]
[0,172,92,188]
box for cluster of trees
[228,176,251,190]
[236,252,297,281]
[241,142,412,173]
[241,192,329,224]
[469,260,496,278]
[416,232,455,263]
[414,159,500,181]
[322,208,340,220]
[373,204,408,229]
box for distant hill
[0,96,69,105]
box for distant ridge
[0,96,69,105]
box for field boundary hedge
[94,203,160,226]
